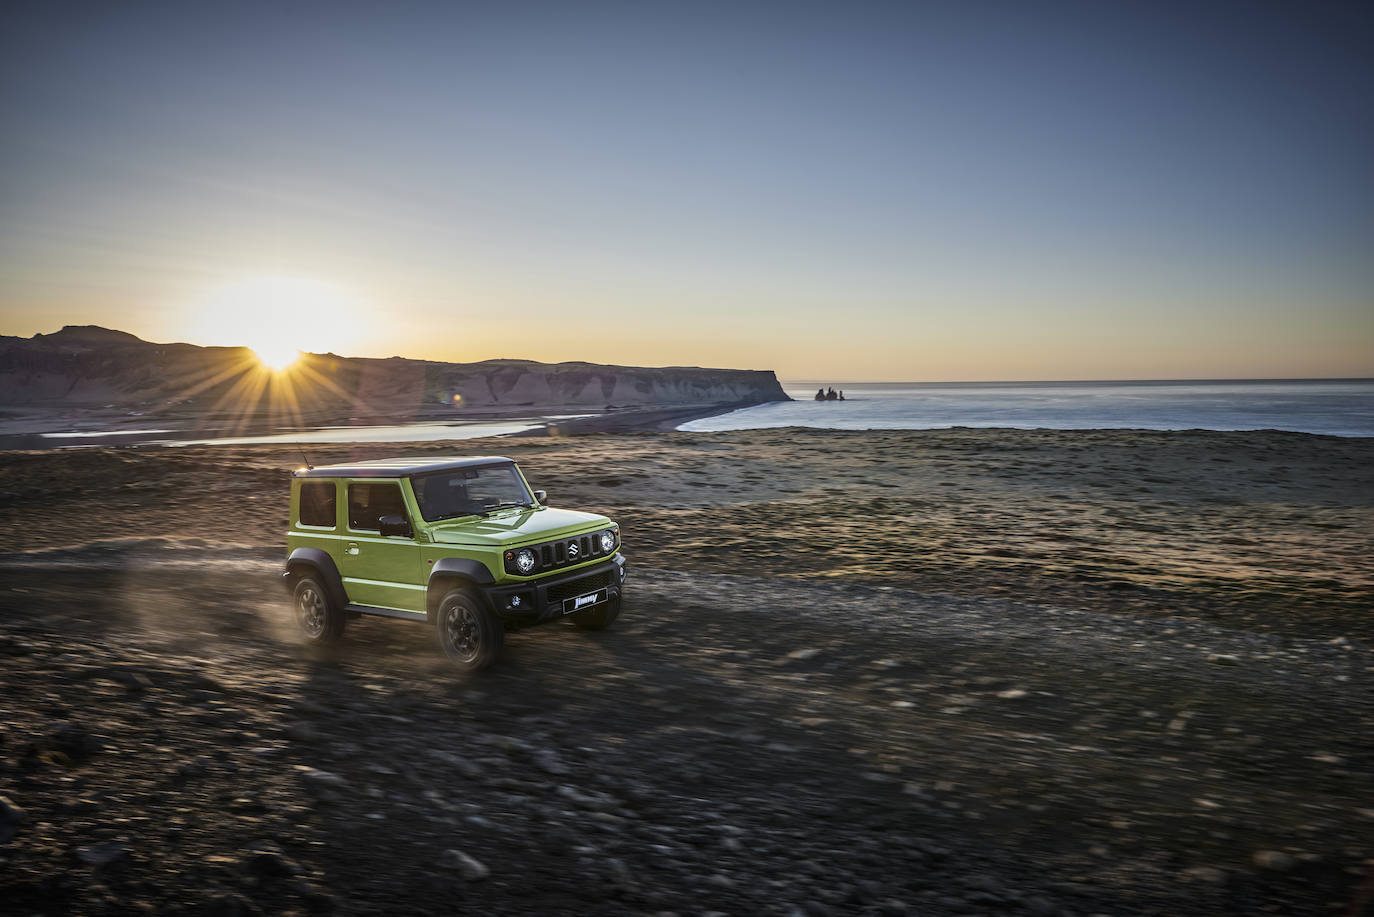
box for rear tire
[293,574,345,645]
[435,589,504,671]
[572,595,621,631]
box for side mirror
[533,490,547,504]
[378,514,413,538]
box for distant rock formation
[0,326,790,420]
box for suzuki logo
[566,542,580,560]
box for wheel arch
[426,557,495,623]
[284,547,348,610]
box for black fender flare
[284,548,348,610]
[426,557,496,622]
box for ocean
[678,379,1374,437]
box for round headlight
[514,549,536,574]
[599,530,616,553]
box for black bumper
[481,554,627,629]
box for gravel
[0,557,1369,915]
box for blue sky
[2,0,1371,379]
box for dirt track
[1,543,1371,916]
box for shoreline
[2,406,1369,452]
[7,376,1371,448]
[0,400,766,451]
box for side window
[348,482,407,531]
[298,482,336,528]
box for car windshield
[411,464,533,522]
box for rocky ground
[0,549,1371,916]
[0,429,1371,914]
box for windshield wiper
[479,501,532,516]
[430,510,481,521]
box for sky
[1,0,1371,381]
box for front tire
[435,589,504,671]
[572,595,621,631]
[293,574,345,645]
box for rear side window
[348,482,407,531]
[298,482,336,528]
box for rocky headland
[0,326,790,438]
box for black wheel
[293,574,345,645]
[572,595,621,631]
[435,589,504,671]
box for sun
[188,275,361,369]
[252,342,303,372]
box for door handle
[346,543,360,556]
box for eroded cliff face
[432,361,787,408]
[0,326,790,415]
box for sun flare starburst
[146,274,386,437]
[188,274,362,367]
[252,345,302,373]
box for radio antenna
[298,444,314,470]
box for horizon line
[782,376,1374,386]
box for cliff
[0,326,790,421]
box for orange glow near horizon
[6,276,1370,382]
[179,275,365,369]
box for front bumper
[481,554,627,629]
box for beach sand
[0,427,1370,915]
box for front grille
[515,529,616,575]
[546,571,614,604]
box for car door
[338,480,425,611]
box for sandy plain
[0,427,1371,915]
[2,427,1369,639]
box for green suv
[282,456,626,671]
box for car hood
[428,506,611,547]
